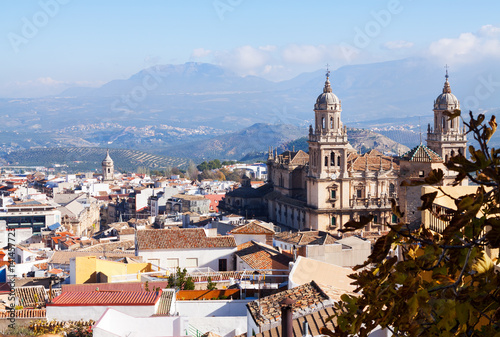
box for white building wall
[46,304,157,321]
[138,247,236,271]
[189,317,247,337]
[233,234,267,246]
[176,300,250,317]
[93,310,188,337]
[15,259,49,277]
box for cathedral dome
[434,76,460,111]
[314,76,341,110]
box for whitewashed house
[136,228,237,271]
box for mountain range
[1,57,499,166]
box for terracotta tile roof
[0,309,46,318]
[253,306,337,337]
[61,281,170,293]
[247,281,333,328]
[176,289,240,300]
[50,251,136,265]
[274,231,337,246]
[236,241,291,270]
[400,143,443,162]
[48,290,162,306]
[77,240,135,253]
[16,286,47,308]
[34,262,48,270]
[136,228,236,250]
[230,221,275,235]
[347,152,400,171]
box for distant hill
[2,148,190,172]
[161,123,306,161]
[162,123,410,162]
[281,128,410,157]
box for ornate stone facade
[266,72,399,232]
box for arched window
[330,117,333,128]
[451,118,454,129]
[330,152,335,166]
[389,183,395,196]
[337,156,341,167]
[324,156,328,167]
[322,117,326,129]
[442,117,446,130]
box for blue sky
[2,0,500,97]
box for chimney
[280,297,295,337]
[302,321,311,337]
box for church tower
[306,70,352,230]
[426,69,467,162]
[102,149,114,182]
[307,69,349,180]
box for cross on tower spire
[445,64,449,80]
[325,63,330,79]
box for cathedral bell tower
[307,69,349,180]
[102,149,114,182]
[426,69,467,162]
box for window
[331,217,336,227]
[330,117,333,128]
[322,117,326,129]
[331,190,336,199]
[218,259,227,272]
[373,215,378,223]
[330,152,335,166]
[325,156,328,167]
[392,214,398,223]
[356,189,362,198]
[166,258,179,268]
[389,183,395,196]
[337,156,341,167]
[419,170,425,178]
[186,258,198,268]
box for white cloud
[259,45,277,52]
[213,45,273,75]
[383,40,414,50]
[478,24,500,37]
[282,44,327,64]
[191,48,212,58]
[428,25,500,65]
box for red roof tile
[48,290,162,306]
[230,221,274,235]
[137,228,236,250]
[236,241,291,270]
[61,281,170,293]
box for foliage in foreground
[323,112,500,336]
[2,319,94,336]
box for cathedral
[223,69,467,233]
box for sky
[1,0,500,97]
